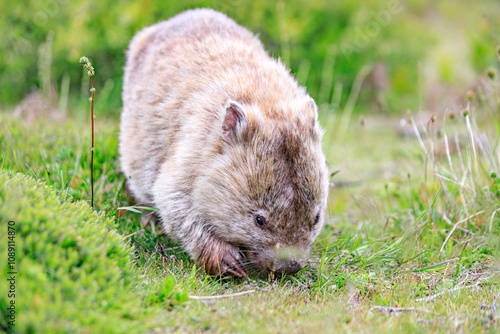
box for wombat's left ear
[222,101,247,142]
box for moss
[0,172,158,333]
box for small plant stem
[79,56,96,209]
[90,75,94,208]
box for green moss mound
[0,172,151,333]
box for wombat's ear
[307,98,318,123]
[222,101,247,142]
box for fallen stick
[189,290,256,300]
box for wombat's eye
[313,213,320,225]
[254,215,266,228]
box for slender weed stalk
[79,56,95,208]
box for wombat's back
[120,9,267,202]
[120,9,307,203]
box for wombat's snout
[271,244,307,276]
[274,260,303,276]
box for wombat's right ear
[307,97,319,124]
[222,101,247,142]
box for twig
[156,242,168,257]
[189,290,255,300]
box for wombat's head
[194,99,329,276]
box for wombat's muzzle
[272,244,307,276]
[274,260,302,276]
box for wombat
[120,9,329,277]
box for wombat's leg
[192,232,247,277]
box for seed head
[79,56,95,76]
[487,67,496,80]
[492,171,497,179]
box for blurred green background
[2,2,500,332]
[1,0,499,117]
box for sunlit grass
[1,75,499,331]
[1,37,500,332]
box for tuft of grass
[2,49,500,332]
[2,92,500,332]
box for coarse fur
[120,8,329,277]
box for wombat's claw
[221,257,247,277]
[201,239,247,277]
[215,248,247,277]
[226,267,245,278]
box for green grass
[1,73,499,332]
[0,172,187,333]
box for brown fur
[120,9,329,277]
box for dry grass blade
[442,214,475,235]
[490,208,500,232]
[434,173,475,193]
[371,306,437,315]
[440,211,484,252]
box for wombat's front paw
[198,237,247,277]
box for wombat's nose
[275,260,302,276]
